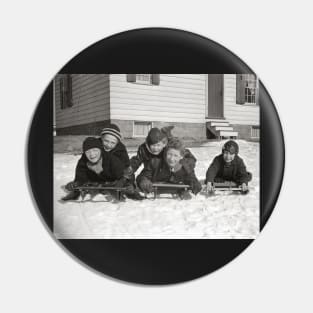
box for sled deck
[206,182,249,194]
[213,182,242,191]
[73,185,127,201]
[150,183,191,200]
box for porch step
[206,118,226,122]
[214,126,234,131]
[220,131,238,137]
[210,122,230,127]
[206,120,238,140]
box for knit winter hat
[83,137,103,153]
[100,123,122,141]
[222,140,239,154]
[146,128,166,146]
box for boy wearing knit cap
[62,137,125,201]
[100,123,130,167]
[130,126,197,176]
[136,137,202,200]
[205,140,252,193]
[100,122,144,200]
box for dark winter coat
[96,137,133,181]
[137,157,201,191]
[97,138,130,168]
[130,143,197,173]
[205,154,252,185]
[74,150,124,185]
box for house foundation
[57,119,207,141]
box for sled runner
[73,184,127,201]
[149,183,191,200]
[207,182,249,194]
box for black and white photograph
[53,74,260,239]
[6,0,313,309]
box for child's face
[166,148,183,168]
[101,134,119,152]
[223,151,235,163]
[149,141,166,155]
[85,148,101,163]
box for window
[236,74,258,105]
[133,121,152,137]
[60,74,73,109]
[127,74,160,85]
[136,74,152,84]
[244,74,257,104]
[251,126,260,139]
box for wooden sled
[208,182,249,194]
[149,183,191,200]
[73,185,127,201]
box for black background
[27,28,285,285]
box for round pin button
[27,28,284,284]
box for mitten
[139,178,153,193]
[114,177,127,188]
[65,181,80,191]
[190,179,202,195]
[123,166,134,180]
[206,182,214,193]
[180,158,196,173]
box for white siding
[223,74,260,125]
[110,74,206,123]
[55,74,110,128]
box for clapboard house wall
[54,74,260,140]
[55,74,110,135]
[110,74,207,139]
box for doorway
[207,74,224,119]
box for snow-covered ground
[54,140,259,239]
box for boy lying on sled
[205,140,252,193]
[130,126,197,177]
[99,123,143,200]
[62,137,135,201]
[136,137,202,200]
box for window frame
[135,74,153,85]
[126,74,160,86]
[236,74,259,106]
[133,121,153,138]
[243,74,258,105]
[251,125,260,139]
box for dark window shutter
[60,75,73,109]
[59,78,64,109]
[127,74,136,82]
[67,74,73,107]
[151,74,160,85]
[256,78,259,106]
[236,74,246,104]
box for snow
[54,140,259,239]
